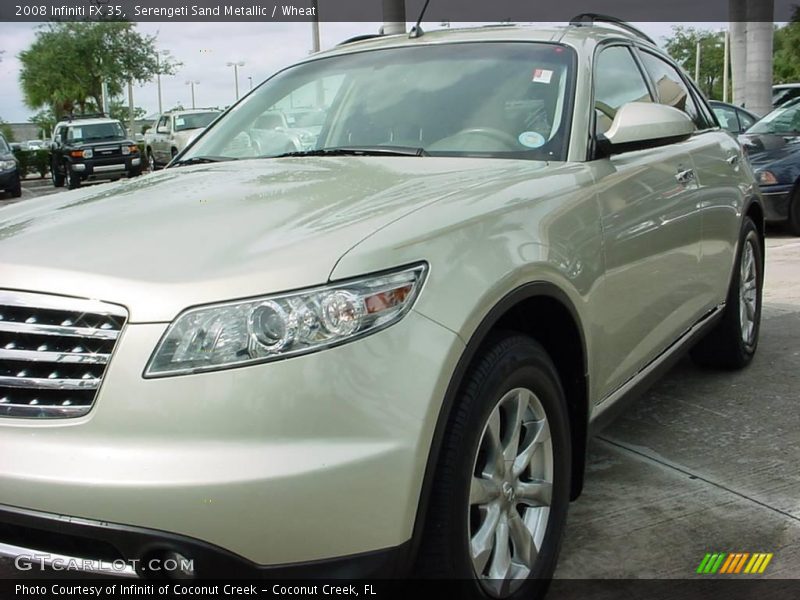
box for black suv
[0,133,21,198]
[50,115,142,189]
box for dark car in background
[50,115,142,189]
[773,83,800,109]
[740,97,800,234]
[0,133,21,198]
[710,100,758,134]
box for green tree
[664,26,726,99]
[0,120,14,142]
[774,7,800,83]
[19,22,180,118]
[29,109,56,139]
[108,100,146,125]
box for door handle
[727,154,740,167]
[675,168,696,185]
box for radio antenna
[409,0,431,38]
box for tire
[52,161,65,187]
[128,167,142,178]
[147,149,156,172]
[787,187,800,236]
[691,218,763,369]
[10,177,22,198]
[66,167,81,190]
[416,334,571,600]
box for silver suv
[0,18,763,596]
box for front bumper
[759,184,793,222]
[0,310,463,571]
[0,169,20,191]
[69,156,141,178]
[0,503,407,578]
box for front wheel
[66,167,81,190]
[417,334,571,600]
[51,161,65,187]
[10,177,22,198]
[691,218,763,369]
[787,187,800,236]
[147,149,156,172]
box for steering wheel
[452,127,521,148]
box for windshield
[66,122,126,143]
[175,112,219,132]
[748,99,800,134]
[183,42,576,162]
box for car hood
[0,156,552,321]
[739,132,800,167]
[72,138,135,149]
[174,129,203,146]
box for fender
[404,281,589,571]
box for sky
[0,21,721,127]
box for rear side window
[638,51,706,130]
[713,105,740,133]
[738,110,756,131]
[593,46,652,135]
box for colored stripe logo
[696,552,773,574]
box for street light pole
[156,49,170,114]
[248,76,253,91]
[695,40,702,84]
[723,30,730,103]
[227,61,246,101]
[185,80,199,109]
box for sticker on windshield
[532,69,553,84]
[175,118,186,127]
[518,131,546,148]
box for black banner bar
[1,0,797,23]
[2,579,800,600]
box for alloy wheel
[469,387,553,597]
[739,238,758,345]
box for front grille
[0,290,127,419]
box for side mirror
[598,102,695,156]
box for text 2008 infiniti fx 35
[0,18,763,599]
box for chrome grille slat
[0,348,109,365]
[0,290,127,317]
[0,321,120,340]
[0,290,127,419]
[0,375,100,390]
[0,404,90,418]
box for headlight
[756,170,778,185]
[144,263,427,377]
[82,148,93,159]
[122,146,131,155]
[0,160,15,171]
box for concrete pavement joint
[596,436,800,525]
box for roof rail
[337,33,384,46]
[569,13,656,45]
[65,112,108,121]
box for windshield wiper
[268,146,428,158]
[171,156,235,167]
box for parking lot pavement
[0,216,797,581]
[555,233,800,581]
